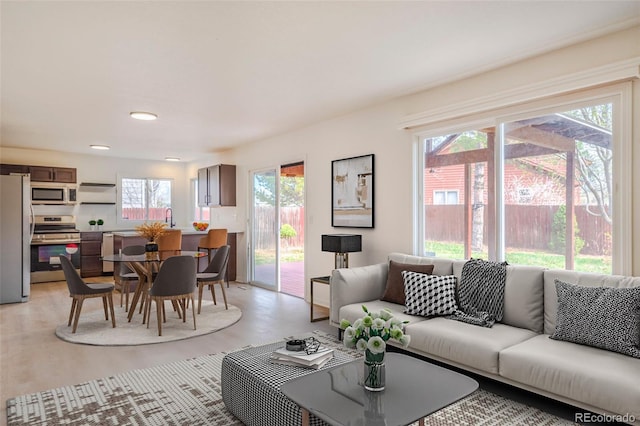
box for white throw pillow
[402,271,458,317]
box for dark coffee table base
[221,340,356,426]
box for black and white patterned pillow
[550,279,640,358]
[402,271,458,317]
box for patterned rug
[6,331,576,425]
[55,301,242,346]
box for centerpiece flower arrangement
[135,222,168,259]
[340,305,410,391]
[135,221,168,242]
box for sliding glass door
[250,168,278,290]
[249,162,306,295]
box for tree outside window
[422,102,614,274]
[121,178,172,221]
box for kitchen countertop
[109,228,243,237]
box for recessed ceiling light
[165,157,180,162]
[130,111,158,121]
[90,144,110,150]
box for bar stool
[157,229,182,261]
[197,228,227,266]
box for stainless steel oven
[30,215,81,283]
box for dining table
[102,251,206,322]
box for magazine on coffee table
[270,347,334,369]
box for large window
[417,86,629,274]
[120,178,172,221]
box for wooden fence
[253,206,305,250]
[426,204,611,256]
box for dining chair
[156,229,182,261]
[60,255,116,333]
[197,228,228,273]
[116,245,146,311]
[196,245,230,313]
[143,255,197,336]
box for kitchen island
[111,229,238,281]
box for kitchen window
[120,178,172,221]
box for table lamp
[322,234,362,269]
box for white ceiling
[2,1,639,162]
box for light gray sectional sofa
[330,253,640,424]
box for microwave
[31,183,78,205]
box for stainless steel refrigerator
[0,174,32,304]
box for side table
[310,276,330,322]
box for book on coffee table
[270,347,334,369]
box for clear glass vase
[364,349,385,391]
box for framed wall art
[331,154,374,228]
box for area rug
[7,331,576,425]
[55,301,242,346]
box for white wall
[213,25,640,296]
[2,26,638,300]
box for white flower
[362,315,373,328]
[389,317,402,328]
[390,327,403,340]
[356,339,368,351]
[344,326,356,341]
[379,309,392,321]
[398,334,411,348]
[341,305,411,354]
[367,336,386,354]
[372,318,385,330]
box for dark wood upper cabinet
[1,164,77,183]
[0,164,29,175]
[29,166,77,183]
[197,164,236,206]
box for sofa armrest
[329,262,388,326]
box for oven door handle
[31,239,81,245]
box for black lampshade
[321,234,362,254]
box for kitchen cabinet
[80,231,103,277]
[0,163,76,183]
[0,164,29,175]
[197,164,236,207]
[28,166,77,183]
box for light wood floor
[0,278,332,426]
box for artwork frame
[331,154,374,228]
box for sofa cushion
[338,300,427,330]
[500,334,640,419]
[330,263,389,326]
[405,318,537,374]
[402,272,457,317]
[381,261,434,305]
[550,280,640,358]
[501,265,545,333]
[388,253,454,276]
[544,269,640,335]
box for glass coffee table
[281,352,478,426]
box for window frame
[117,175,174,225]
[413,82,632,275]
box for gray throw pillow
[550,279,640,358]
[402,271,458,317]
[381,261,434,305]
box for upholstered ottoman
[221,339,356,426]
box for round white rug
[55,301,242,346]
